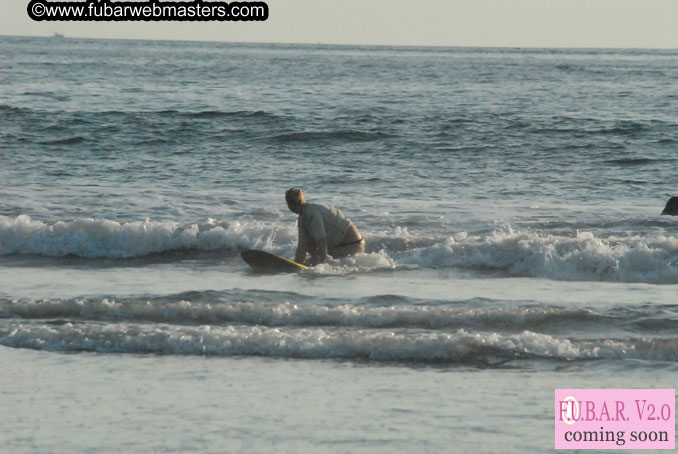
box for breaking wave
[2,293,677,364]
[0,215,289,258]
[2,215,677,283]
[0,296,607,332]
[400,230,678,284]
[2,321,675,364]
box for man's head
[662,196,678,216]
[285,187,306,214]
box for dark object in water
[661,197,678,216]
[240,249,308,273]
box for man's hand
[308,238,329,265]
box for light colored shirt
[298,203,353,250]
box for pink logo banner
[555,389,675,450]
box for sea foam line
[0,298,605,331]
[0,322,651,362]
[3,214,678,284]
[403,230,678,284]
[0,215,286,258]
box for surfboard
[240,249,309,273]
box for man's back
[299,203,353,249]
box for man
[661,196,678,216]
[285,187,365,265]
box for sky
[3,0,678,49]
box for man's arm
[294,244,306,264]
[304,206,327,264]
[314,238,328,264]
[295,217,308,263]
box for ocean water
[1,36,678,453]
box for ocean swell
[403,230,678,284]
[0,215,286,258]
[0,297,609,333]
[3,215,677,284]
[1,321,672,364]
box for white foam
[3,215,677,284]
[401,229,678,284]
[0,297,594,330]
[310,250,397,275]
[0,321,658,362]
[2,295,663,363]
[0,215,294,258]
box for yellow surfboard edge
[240,249,309,272]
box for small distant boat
[52,32,65,38]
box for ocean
[1,35,677,453]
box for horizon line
[2,33,678,52]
